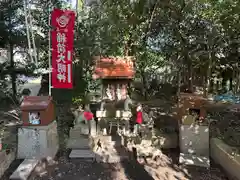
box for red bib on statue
[136,111,143,124]
[84,111,94,121]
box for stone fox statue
[124,94,133,111]
[74,105,94,135]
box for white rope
[48,4,52,96]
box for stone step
[67,138,91,149]
[94,147,129,163]
[69,149,95,160]
[93,135,122,143]
[179,153,210,168]
[69,130,85,139]
[10,159,39,180]
[92,136,123,148]
[95,153,129,163]
[70,126,89,136]
[97,135,112,141]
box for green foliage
[1,0,239,99]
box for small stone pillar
[90,119,97,137]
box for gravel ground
[24,150,228,180]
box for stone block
[10,159,39,180]
[180,125,209,156]
[179,153,210,168]
[122,111,132,118]
[211,138,240,180]
[69,129,82,138]
[96,111,107,118]
[17,121,58,159]
[90,120,97,136]
[67,138,90,149]
[69,149,95,159]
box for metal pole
[48,5,52,96]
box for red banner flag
[51,8,75,89]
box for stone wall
[211,138,240,180]
[207,104,240,147]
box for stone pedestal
[179,124,209,167]
[70,120,97,136]
[180,125,209,155]
[96,110,131,135]
[17,121,58,159]
[90,120,97,137]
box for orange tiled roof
[93,56,135,79]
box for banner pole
[48,5,52,96]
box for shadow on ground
[2,140,229,180]
[112,137,228,180]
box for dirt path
[26,149,228,180]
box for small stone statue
[124,94,133,111]
[100,101,106,111]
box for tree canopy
[0,0,239,102]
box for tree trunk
[177,55,182,108]
[209,79,214,93]
[204,53,213,97]
[216,80,219,92]
[187,60,193,92]
[9,43,17,102]
[177,68,181,108]
[55,99,74,155]
[222,77,227,92]
[235,67,240,93]
[141,71,148,100]
[229,77,233,91]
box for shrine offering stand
[96,110,132,135]
[17,96,58,159]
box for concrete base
[96,111,107,118]
[69,149,95,159]
[10,159,39,180]
[70,121,97,137]
[179,153,210,168]
[96,110,131,119]
[92,135,122,148]
[17,121,58,159]
[179,125,209,156]
[116,110,132,118]
[211,138,240,180]
[67,138,91,149]
[69,126,83,138]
